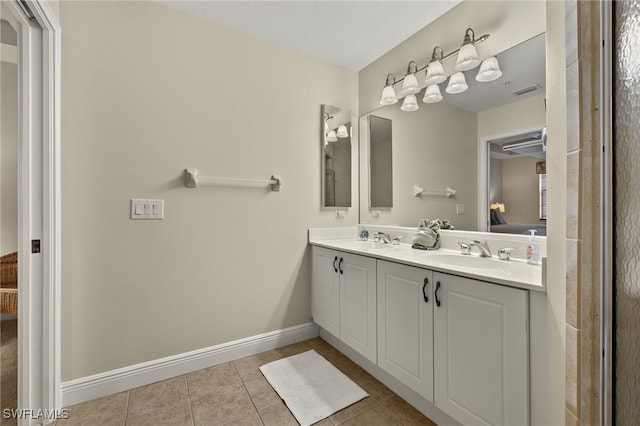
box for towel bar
[184,168,282,191]
[413,184,456,198]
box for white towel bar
[413,184,456,198]
[184,168,282,191]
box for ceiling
[158,1,462,71]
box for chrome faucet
[469,240,492,257]
[374,232,392,244]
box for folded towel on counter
[411,219,455,250]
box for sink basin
[428,254,509,270]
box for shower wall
[614,1,640,423]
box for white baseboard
[61,322,319,407]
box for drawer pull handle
[333,256,338,273]
[435,281,441,307]
[422,278,429,303]
[338,257,344,275]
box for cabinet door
[433,272,529,426]
[377,261,433,402]
[339,252,377,363]
[311,246,340,337]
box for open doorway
[487,129,547,236]
[1,7,19,423]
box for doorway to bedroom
[487,129,548,237]
[1,5,20,422]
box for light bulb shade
[446,72,468,94]
[326,130,338,142]
[422,84,443,103]
[400,94,419,112]
[379,85,398,105]
[476,56,502,82]
[336,125,349,138]
[400,73,420,96]
[455,43,481,71]
[424,60,446,85]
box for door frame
[7,0,61,422]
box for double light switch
[130,199,164,220]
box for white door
[339,252,376,363]
[377,260,433,401]
[3,0,61,420]
[433,272,529,426]
[311,246,340,337]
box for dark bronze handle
[338,257,344,275]
[435,281,441,307]
[422,278,429,303]
[333,256,338,273]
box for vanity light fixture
[400,61,420,97]
[424,47,446,85]
[400,94,419,112]
[455,28,482,71]
[446,71,468,94]
[326,130,338,142]
[422,84,443,103]
[336,125,349,138]
[379,73,398,105]
[378,27,497,110]
[476,56,502,82]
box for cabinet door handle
[422,278,429,303]
[333,256,338,273]
[435,281,441,307]
[338,257,344,275]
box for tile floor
[52,337,436,425]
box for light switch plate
[456,204,465,215]
[131,199,164,220]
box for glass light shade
[400,73,420,96]
[446,72,468,94]
[336,125,349,138]
[425,60,446,85]
[476,56,502,82]
[379,85,398,105]
[455,43,481,71]
[326,130,338,142]
[422,84,443,104]
[400,94,419,112]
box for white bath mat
[259,349,368,425]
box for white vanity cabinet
[311,246,377,363]
[432,272,529,426]
[377,260,434,402]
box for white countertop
[309,237,545,292]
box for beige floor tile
[222,411,263,426]
[381,396,436,425]
[339,404,401,426]
[126,376,192,426]
[187,362,242,400]
[329,396,379,425]
[190,382,256,425]
[242,375,281,411]
[233,352,280,382]
[57,391,128,426]
[257,402,298,426]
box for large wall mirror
[321,104,352,208]
[361,32,547,234]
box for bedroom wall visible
[60,0,357,381]
[501,156,546,225]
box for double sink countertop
[309,227,545,292]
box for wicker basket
[1,252,18,316]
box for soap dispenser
[526,229,539,265]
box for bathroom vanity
[309,226,547,426]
